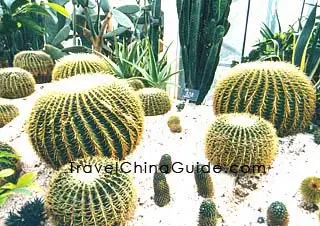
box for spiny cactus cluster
[167,115,182,133]
[138,88,172,116]
[213,62,316,137]
[300,176,320,203]
[267,201,289,226]
[5,197,46,226]
[0,103,19,128]
[13,50,54,84]
[159,154,172,174]
[126,78,145,91]
[0,142,21,185]
[194,164,214,198]
[153,171,170,207]
[205,113,278,174]
[198,199,220,226]
[45,157,136,226]
[27,74,144,169]
[52,53,112,80]
[0,68,35,99]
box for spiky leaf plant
[138,88,172,116]
[0,104,19,128]
[0,142,21,185]
[27,74,144,169]
[153,171,170,207]
[167,115,182,133]
[0,68,35,99]
[194,164,214,198]
[205,113,278,174]
[52,53,112,80]
[300,176,320,203]
[5,197,46,226]
[159,154,172,174]
[126,78,145,91]
[213,62,316,137]
[267,201,289,226]
[198,199,219,226]
[13,51,54,84]
[45,157,136,226]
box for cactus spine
[153,171,170,207]
[177,0,232,104]
[267,201,289,226]
[300,176,320,203]
[198,199,219,226]
[159,154,172,174]
[194,164,214,198]
[0,104,19,128]
[45,157,136,226]
[13,50,54,84]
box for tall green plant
[176,0,232,104]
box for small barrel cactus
[0,142,21,185]
[194,164,214,198]
[0,103,19,128]
[205,113,278,174]
[153,171,170,207]
[27,74,144,169]
[159,154,172,174]
[52,53,112,80]
[167,115,182,133]
[300,176,320,203]
[126,78,145,91]
[267,201,289,226]
[213,62,316,137]
[13,50,54,84]
[45,157,136,226]
[198,199,219,226]
[138,88,172,116]
[0,68,35,99]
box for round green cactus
[213,62,316,137]
[159,154,172,174]
[138,88,172,116]
[13,50,54,84]
[45,156,136,226]
[0,103,19,128]
[27,74,144,169]
[0,67,35,99]
[267,201,289,226]
[0,142,21,185]
[167,115,182,133]
[300,176,320,203]
[126,78,145,91]
[52,53,112,80]
[205,113,278,174]
[153,171,170,207]
[194,164,214,198]
[198,199,219,226]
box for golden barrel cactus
[205,113,278,174]
[213,62,316,136]
[27,74,144,169]
[13,50,54,84]
[45,157,136,226]
[0,103,19,128]
[52,53,112,80]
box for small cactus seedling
[167,115,182,133]
[153,171,170,207]
[159,154,172,174]
[198,199,220,226]
[300,176,320,203]
[267,201,289,226]
[194,164,214,198]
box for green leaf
[0,182,16,190]
[103,27,129,39]
[0,169,14,178]
[51,24,70,46]
[45,2,70,18]
[10,0,29,12]
[116,5,140,14]
[10,187,33,195]
[111,8,134,29]
[0,194,9,206]
[14,3,52,17]
[0,151,20,159]
[17,17,45,34]
[16,172,36,188]
[100,0,111,13]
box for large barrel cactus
[205,113,278,174]
[0,142,21,185]
[0,68,35,99]
[213,62,316,136]
[52,53,112,80]
[0,103,19,128]
[138,88,172,116]
[27,74,144,169]
[267,201,289,226]
[13,51,54,84]
[45,157,136,226]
